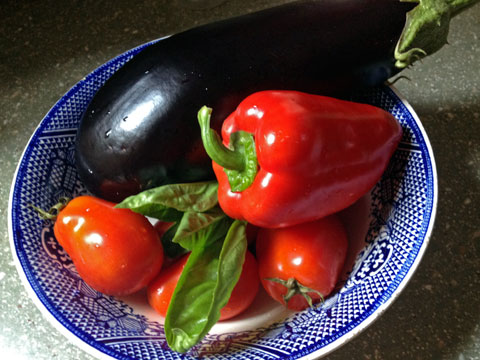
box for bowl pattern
[9,42,436,360]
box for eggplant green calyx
[266,277,324,308]
[395,0,479,68]
[198,106,258,192]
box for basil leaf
[160,223,188,259]
[115,198,182,222]
[173,206,226,249]
[174,212,231,252]
[165,220,247,353]
[115,181,218,221]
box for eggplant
[76,0,415,202]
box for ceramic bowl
[9,42,437,360]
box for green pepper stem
[198,106,244,171]
[198,106,258,192]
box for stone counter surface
[1,1,479,359]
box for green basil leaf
[115,181,218,221]
[173,206,226,249]
[160,223,188,259]
[116,198,183,222]
[165,220,247,353]
[174,211,230,252]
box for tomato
[147,251,259,320]
[219,250,259,320]
[255,214,348,311]
[54,195,164,296]
[147,253,188,318]
[154,221,174,238]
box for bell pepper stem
[198,106,244,171]
[198,106,258,192]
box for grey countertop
[1,1,479,359]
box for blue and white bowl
[8,42,437,360]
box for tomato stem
[31,197,70,221]
[266,277,324,308]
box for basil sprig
[116,181,221,258]
[116,182,248,353]
[172,206,226,248]
[116,181,219,221]
[166,218,247,353]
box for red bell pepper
[198,90,402,228]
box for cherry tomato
[54,195,164,296]
[256,214,348,311]
[147,251,259,320]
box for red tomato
[219,250,259,320]
[256,214,348,311]
[154,221,174,238]
[147,253,188,318]
[54,195,164,296]
[147,251,259,321]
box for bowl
[8,41,437,359]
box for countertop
[1,1,479,359]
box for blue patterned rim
[8,40,437,360]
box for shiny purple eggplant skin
[75,0,414,202]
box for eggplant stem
[395,0,480,68]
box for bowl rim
[6,49,145,360]
[305,85,438,359]
[7,44,438,360]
